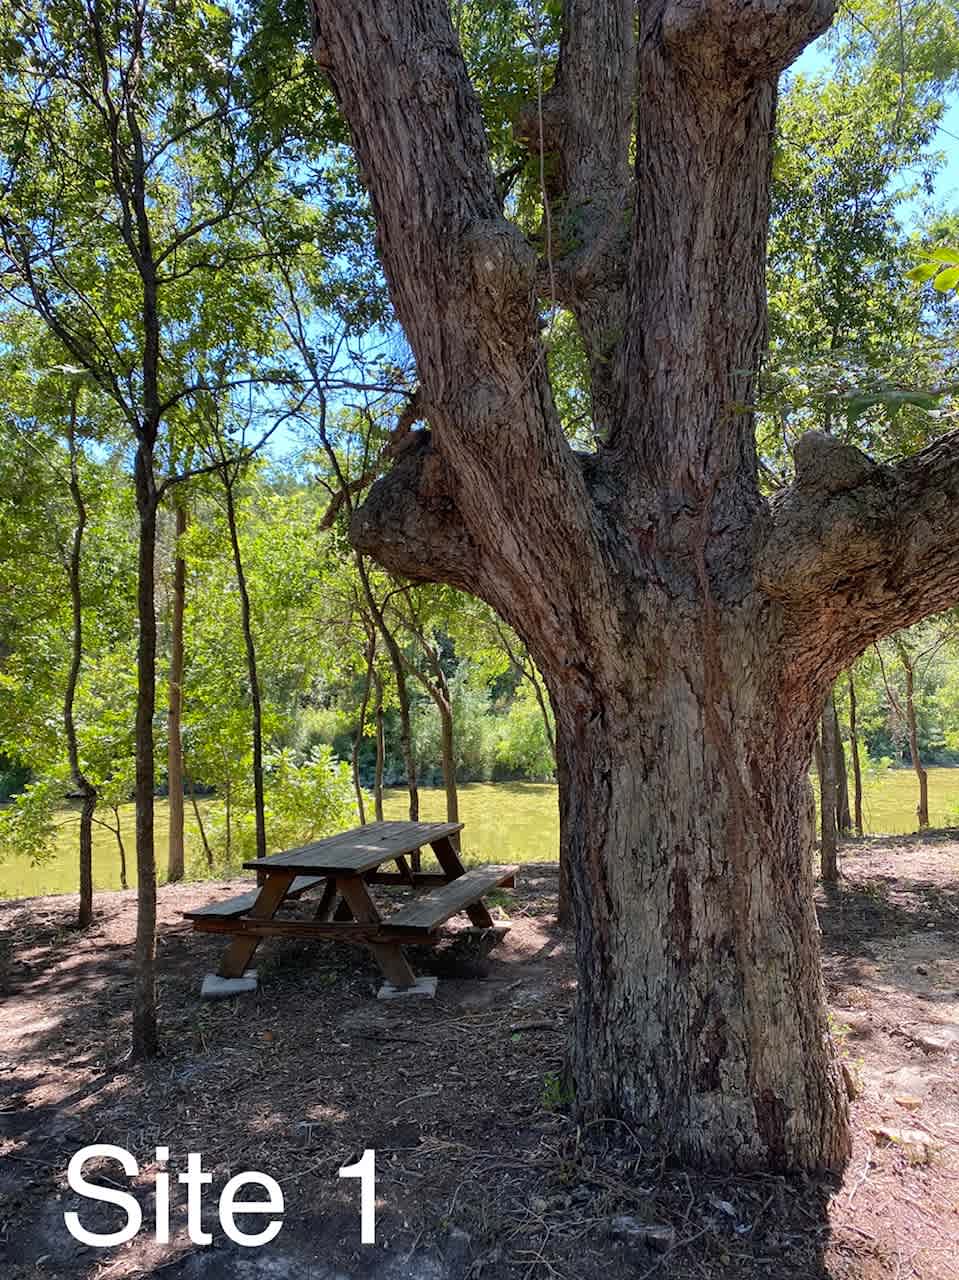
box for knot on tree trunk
[349,430,480,591]
[464,218,538,313]
[793,431,886,495]
[662,0,837,81]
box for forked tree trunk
[188,777,214,869]
[166,498,187,881]
[317,0,959,1170]
[847,671,864,837]
[355,558,420,860]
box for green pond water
[1,770,956,900]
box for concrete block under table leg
[376,975,439,1001]
[201,969,258,999]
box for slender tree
[847,671,864,837]
[166,498,187,881]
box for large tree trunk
[847,671,864,837]
[166,498,187,882]
[554,661,849,1169]
[315,0,959,1170]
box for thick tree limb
[514,0,635,439]
[313,0,613,669]
[663,0,836,80]
[349,431,482,594]
[760,429,959,667]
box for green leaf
[932,266,959,294]
[927,247,959,266]
[904,262,940,282]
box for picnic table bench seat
[185,821,517,993]
[387,864,517,934]
[184,874,326,920]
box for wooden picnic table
[184,820,517,990]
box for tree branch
[314,0,613,669]
[514,0,635,438]
[760,429,959,671]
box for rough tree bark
[847,671,864,837]
[313,0,959,1170]
[166,498,187,882]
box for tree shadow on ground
[0,872,875,1280]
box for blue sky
[266,28,959,461]
[795,34,959,218]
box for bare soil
[1,837,958,1280]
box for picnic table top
[242,820,464,876]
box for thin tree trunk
[373,670,385,821]
[166,499,187,881]
[395,598,460,843]
[898,644,930,830]
[188,777,214,869]
[494,624,566,916]
[847,671,864,837]
[62,404,97,929]
[224,775,232,862]
[112,808,129,890]
[223,476,267,875]
[830,691,851,835]
[352,634,376,823]
[132,437,159,1060]
[355,557,420,861]
[818,705,839,883]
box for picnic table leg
[337,875,416,989]
[219,872,296,978]
[430,836,496,928]
[312,879,338,922]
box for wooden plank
[430,834,467,881]
[241,821,463,876]
[218,872,297,977]
[387,865,518,933]
[337,874,417,988]
[365,872,449,887]
[191,917,435,944]
[184,874,326,920]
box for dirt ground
[1,836,958,1280]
